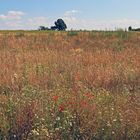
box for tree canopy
[38,19,67,31]
[53,19,67,31]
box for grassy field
[0,30,139,140]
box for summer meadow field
[0,30,139,139]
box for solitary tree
[51,19,67,31]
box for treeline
[128,26,140,31]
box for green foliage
[54,19,67,31]
[67,31,78,36]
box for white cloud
[62,10,140,30]
[24,16,51,29]
[63,10,81,29]
[1,10,140,30]
[64,10,80,16]
[0,11,50,30]
[63,16,77,23]
[0,11,25,29]
[27,17,49,26]
[0,11,25,20]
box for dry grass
[0,30,140,139]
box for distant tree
[38,19,67,31]
[133,28,140,31]
[50,26,58,30]
[128,26,140,31]
[38,26,50,30]
[45,27,50,30]
[128,26,132,31]
[38,26,46,30]
[54,19,67,31]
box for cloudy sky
[0,0,140,30]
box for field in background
[0,30,140,139]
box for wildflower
[56,117,60,121]
[112,131,115,134]
[113,119,117,122]
[52,95,59,102]
[32,129,39,136]
[111,107,114,111]
[59,104,65,112]
[85,92,94,99]
[81,100,88,108]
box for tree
[128,26,132,31]
[128,26,140,31]
[38,26,50,30]
[53,19,67,31]
[38,19,67,31]
[38,26,46,30]
[50,26,58,30]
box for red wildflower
[81,100,88,107]
[52,95,59,102]
[59,104,65,112]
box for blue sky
[0,0,140,30]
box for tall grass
[0,31,140,139]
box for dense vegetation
[0,30,139,139]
